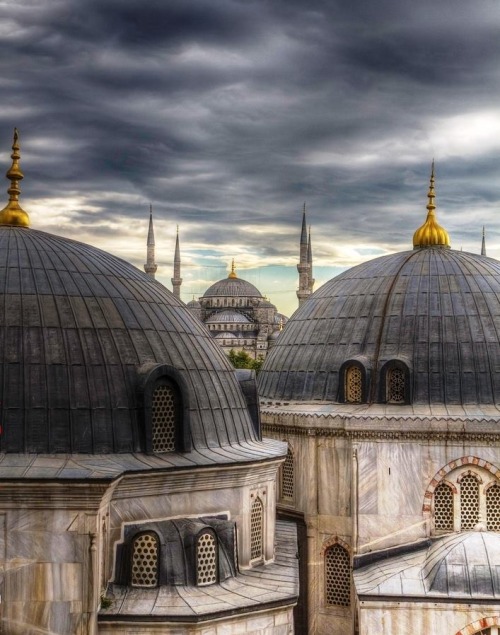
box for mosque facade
[0,130,298,635]
[258,166,500,635]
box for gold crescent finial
[228,258,237,279]
[412,161,450,249]
[0,128,30,227]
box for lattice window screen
[434,482,454,531]
[345,366,362,403]
[197,532,217,586]
[152,384,176,452]
[486,483,500,531]
[250,497,264,561]
[131,533,159,587]
[387,368,405,403]
[460,473,480,530]
[281,447,294,500]
[325,544,351,607]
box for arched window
[387,367,405,403]
[325,543,350,607]
[486,483,500,531]
[152,382,177,453]
[280,446,294,501]
[196,531,218,586]
[250,497,264,562]
[460,473,480,530]
[131,532,159,587]
[345,366,362,403]
[433,481,454,531]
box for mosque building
[258,164,500,635]
[144,212,298,361]
[0,130,298,635]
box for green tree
[228,349,264,373]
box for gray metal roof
[259,248,500,405]
[203,277,262,298]
[0,226,277,459]
[206,310,252,323]
[354,532,500,599]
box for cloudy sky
[2,0,500,316]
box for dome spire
[412,161,450,250]
[228,258,237,279]
[0,128,30,227]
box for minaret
[481,226,486,256]
[307,225,315,294]
[0,128,30,227]
[171,225,182,299]
[144,204,158,278]
[297,203,312,306]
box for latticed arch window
[196,531,218,586]
[434,481,454,531]
[325,543,351,607]
[280,446,294,501]
[131,532,159,587]
[387,367,405,403]
[152,381,177,452]
[250,497,264,561]
[460,473,480,530]
[486,483,500,531]
[345,366,362,403]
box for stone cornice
[0,480,113,509]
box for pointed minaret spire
[297,203,313,306]
[144,204,158,278]
[307,225,315,294]
[481,226,486,256]
[171,225,183,299]
[0,128,30,227]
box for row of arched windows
[342,360,409,404]
[126,497,265,588]
[433,469,500,533]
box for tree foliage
[228,349,264,373]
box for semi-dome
[206,310,252,324]
[259,247,500,406]
[0,132,274,458]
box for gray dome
[206,310,252,324]
[203,276,262,298]
[259,248,500,405]
[0,226,260,454]
[424,532,500,596]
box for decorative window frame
[139,363,192,454]
[196,528,219,587]
[279,440,295,505]
[455,618,500,635]
[423,456,500,534]
[130,530,160,588]
[338,360,368,404]
[379,359,411,404]
[249,494,265,564]
[321,536,351,609]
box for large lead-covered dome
[0,226,261,454]
[259,247,500,405]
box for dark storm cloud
[2,0,500,302]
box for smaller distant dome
[187,298,201,308]
[215,332,238,339]
[269,331,281,341]
[206,310,252,324]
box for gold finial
[412,161,450,250]
[0,128,30,227]
[228,258,237,279]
